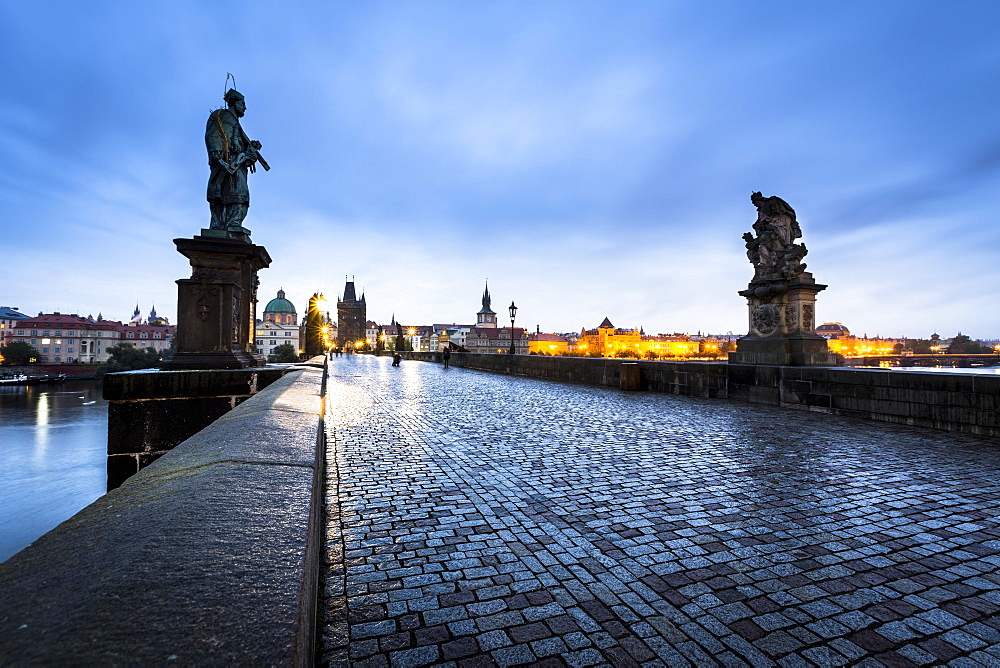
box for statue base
[730,272,843,367]
[200,227,251,243]
[161,234,271,371]
[728,337,842,366]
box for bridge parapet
[389,352,1000,438]
[103,365,299,489]
[0,363,327,664]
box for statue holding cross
[205,88,270,239]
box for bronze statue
[205,88,269,237]
[743,192,807,281]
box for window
[55,331,62,336]
[127,332,135,339]
[270,340,276,346]
[55,348,61,353]
[54,356,61,362]
[31,339,37,345]
[68,347,74,353]
[67,339,74,344]
[140,332,148,339]
[42,348,48,353]
[41,356,48,362]
[17,330,24,336]
[42,331,49,336]
[154,332,161,339]
[67,357,74,362]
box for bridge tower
[337,277,366,350]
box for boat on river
[0,373,68,386]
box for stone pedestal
[161,234,271,370]
[729,272,842,366]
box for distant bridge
[845,353,1000,368]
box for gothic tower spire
[476,280,497,328]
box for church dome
[264,289,296,314]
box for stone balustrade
[0,363,327,665]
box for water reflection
[35,392,49,462]
[0,381,107,562]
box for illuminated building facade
[575,318,700,358]
[256,289,300,358]
[528,332,570,355]
[9,313,175,364]
[818,322,902,357]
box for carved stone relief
[802,304,814,332]
[232,296,240,342]
[785,304,797,331]
[190,268,221,321]
[753,304,778,335]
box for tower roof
[598,317,614,329]
[343,279,357,302]
[477,281,495,315]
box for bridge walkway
[321,355,1000,667]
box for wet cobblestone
[321,356,1000,667]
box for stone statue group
[743,192,808,282]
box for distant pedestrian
[443,348,451,369]
[392,352,401,366]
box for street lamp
[508,301,518,355]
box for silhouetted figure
[392,352,401,366]
[205,88,268,236]
[443,348,451,369]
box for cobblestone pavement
[320,356,1000,667]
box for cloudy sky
[2,2,998,338]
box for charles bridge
[1,87,998,665]
[2,353,1000,666]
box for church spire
[476,280,497,327]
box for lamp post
[508,301,518,355]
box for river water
[0,380,107,562]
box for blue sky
[2,2,999,338]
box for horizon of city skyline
[4,293,993,344]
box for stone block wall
[0,366,326,664]
[393,352,999,439]
[103,366,291,488]
[754,367,1000,437]
[393,352,728,398]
